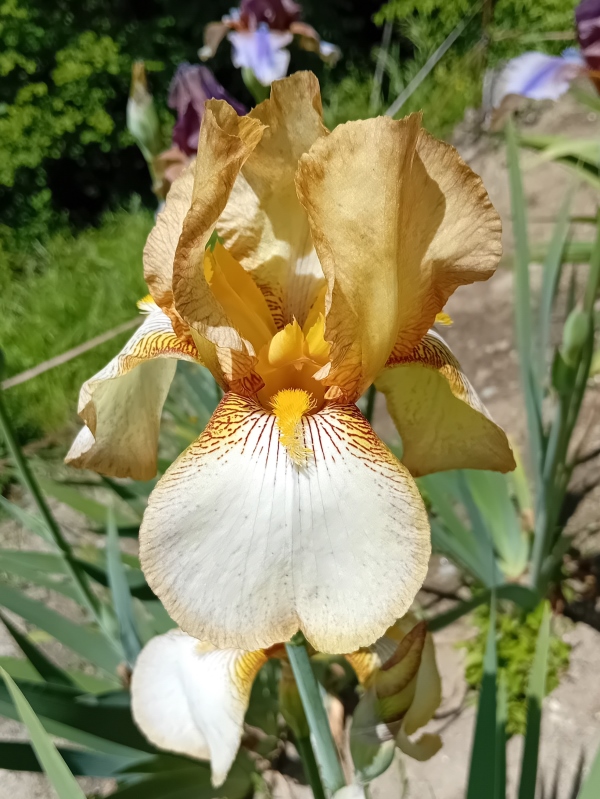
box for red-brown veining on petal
[124,327,199,370]
[385,331,478,408]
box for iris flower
[67,71,514,654]
[200,0,340,86]
[130,614,441,786]
[155,63,247,190]
[492,0,600,110]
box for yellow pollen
[435,311,453,326]
[137,294,154,310]
[271,389,316,466]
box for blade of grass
[0,391,100,620]
[466,595,498,799]
[0,666,87,798]
[518,602,551,799]
[0,496,53,543]
[0,610,74,687]
[578,742,600,799]
[106,508,142,665]
[38,477,139,528]
[539,189,574,369]
[0,583,122,675]
[506,118,544,488]
[461,470,528,580]
[0,741,144,777]
[420,473,502,587]
[496,675,507,799]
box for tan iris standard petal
[391,132,503,356]
[140,393,430,654]
[217,71,328,328]
[131,630,266,787]
[173,101,265,367]
[144,163,194,313]
[65,302,200,480]
[295,116,502,399]
[295,115,423,402]
[376,331,515,477]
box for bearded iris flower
[200,0,340,86]
[492,0,600,110]
[66,71,514,654]
[130,614,441,786]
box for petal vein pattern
[140,393,430,653]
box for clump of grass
[461,603,571,736]
[1,206,153,440]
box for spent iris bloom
[492,0,600,109]
[130,614,441,786]
[200,0,340,86]
[66,71,514,654]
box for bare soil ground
[2,91,600,797]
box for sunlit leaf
[106,509,142,665]
[467,596,499,798]
[518,602,551,799]
[0,610,74,687]
[0,583,122,675]
[0,667,87,798]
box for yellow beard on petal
[271,388,316,465]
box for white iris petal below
[131,629,265,787]
[140,393,430,654]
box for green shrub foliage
[0,0,381,233]
[462,603,571,736]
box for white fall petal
[130,630,266,786]
[140,393,430,654]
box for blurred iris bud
[577,0,600,92]
[126,61,162,164]
[561,307,590,367]
[168,63,247,157]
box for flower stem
[295,735,328,799]
[285,638,346,794]
[364,384,377,424]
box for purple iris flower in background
[492,0,600,110]
[576,0,600,89]
[229,24,293,86]
[492,49,585,108]
[200,0,340,86]
[168,63,247,156]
